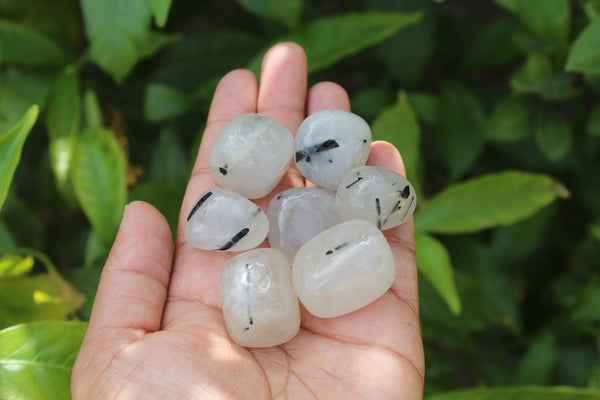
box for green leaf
[148,0,172,28]
[490,207,554,262]
[0,320,87,400]
[588,103,600,137]
[351,87,395,120]
[407,92,438,127]
[148,126,189,184]
[438,82,486,179]
[504,0,570,47]
[426,386,600,400]
[81,0,170,83]
[415,233,461,314]
[144,83,193,122]
[2,69,55,110]
[487,95,535,143]
[514,333,556,385]
[0,271,85,328]
[0,19,64,66]
[570,284,600,322]
[234,0,302,28]
[511,53,578,101]
[0,105,39,213]
[0,221,15,252]
[461,16,521,76]
[0,86,32,135]
[0,253,33,277]
[83,89,103,129]
[415,171,567,234]
[534,103,572,161]
[368,0,434,86]
[71,128,127,245]
[248,12,421,74]
[371,92,421,196]
[46,67,81,196]
[566,20,600,74]
[157,30,262,93]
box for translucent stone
[294,109,371,191]
[209,113,294,199]
[220,248,300,347]
[184,188,269,252]
[292,219,395,318]
[267,188,340,264]
[336,166,417,230]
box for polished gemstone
[294,109,371,191]
[220,248,300,347]
[336,166,417,230]
[184,188,269,251]
[267,187,340,263]
[209,113,294,199]
[292,219,395,318]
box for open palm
[72,42,424,400]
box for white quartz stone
[336,166,417,230]
[294,109,371,191]
[184,188,269,251]
[209,113,294,199]
[220,248,300,347]
[267,188,340,263]
[292,219,395,318]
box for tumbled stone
[294,109,371,191]
[220,248,300,347]
[292,219,395,318]
[336,166,417,230]
[267,188,340,263]
[209,113,294,199]
[184,188,269,251]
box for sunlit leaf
[416,233,461,314]
[148,0,172,28]
[415,171,567,234]
[46,66,80,196]
[0,253,33,277]
[0,105,39,213]
[81,0,171,83]
[0,320,87,400]
[71,128,127,245]
[0,271,85,328]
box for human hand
[71,42,424,400]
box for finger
[167,69,259,315]
[84,201,173,343]
[366,141,418,314]
[306,81,351,115]
[180,69,258,227]
[257,42,308,133]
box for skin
[71,42,425,400]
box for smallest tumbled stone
[184,188,269,252]
[336,166,417,230]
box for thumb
[83,201,173,343]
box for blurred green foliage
[1,0,599,398]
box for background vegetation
[1,0,600,398]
